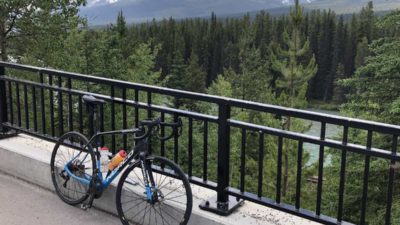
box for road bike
[50,95,193,225]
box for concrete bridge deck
[0,172,120,225]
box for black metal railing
[0,61,399,225]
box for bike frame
[62,100,176,204]
[63,128,149,192]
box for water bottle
[99,146,110,173]
[107,150,127,172]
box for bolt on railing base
[199,195,244,216]
[0,130,18,140]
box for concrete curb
[0,134,319,225]
[0,134,224,225]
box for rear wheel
[116,156,193,225]
[50,131,96,205]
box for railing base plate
[199,195,244,216]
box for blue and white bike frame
[63,128,156,201]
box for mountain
[80,0,400,25]
[304,0,400,14]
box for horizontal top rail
[0,76,219,122]
[1,61,400,135]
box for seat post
[83,95,105,149]
[87,104,100,148]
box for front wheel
[116,156,193,225]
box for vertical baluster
[188,117,193,177]
[122,88,127,149]
[100,104,105,146]
[49,75,55,136]
[337,126,348,221]
[258,132,264,198]
[174,114,179,164]
[57,76,63,136]
[160,112,165,157]
[203,120,208,181]
[23,84,29,129]
[385,135,398,225]
[360,130,373,225]
[316,122,326,215]
[32,86,37,132]
[134,89,139,128]
[295,141,303,209]
[67,78,73,132]
[111,86,115,153]
[16,83,21,127]
[8,81,13,125]
[78,95,83,133]
[147,91,152,118]
[276,136,283,204]
[147,91,152,154]
[0,66,7,132]
[240,128,246,193]
[39,73,45,134]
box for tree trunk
[1,36,6,61]
[0,22,7,61]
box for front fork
[139,152,157,203]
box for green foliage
[340,37,400,124]
[226,32,270,102]
[355,37,370,68]
[376,10,400,36]
[0,0,85,61]
[331,10,400,224]
[207,74,233,98]
[127,42,161,85]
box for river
[304,109,342,165]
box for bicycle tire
[116,156,193,225]
[50,131,96,205]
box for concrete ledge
[0,134,320,225]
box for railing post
[0,64,8,133]
[199,101,243,215]
[217,103,230,203]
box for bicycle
[50,95,193,225]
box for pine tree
[184,52,206,94]
[312,10,335,100]
[355,37,370,69]
[344,14,358,77]
[331,63,346,104]
[227,29,270,103]
[326,16,346,102]
[358,1,375,42]
[116,10,127,38]
[270,0,317,196]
